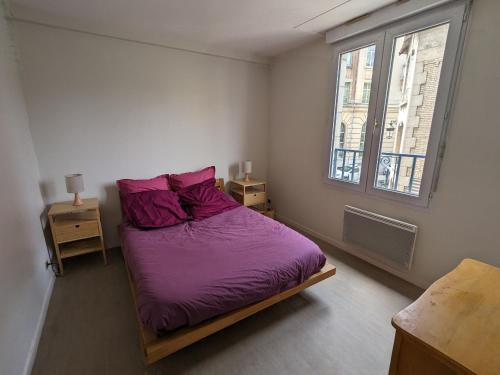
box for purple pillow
[169,166,215,191]
[117,175,171,221]
[178,178,240,220]
[121,190,188,229]
[117,174,170,194]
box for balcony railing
[331,148,363,182]
[331,148,426,195]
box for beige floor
[32,235,421,375]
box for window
[366,45,375,67]
[332,44,375,184]
[339,122,346,149]
[343,82,351,104]
[344,52,353,67]
[362,82,371,104]
[360,122,367,150]
[327,2,468,206]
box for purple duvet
[120,206,326,334]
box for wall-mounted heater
[343,206,417,270]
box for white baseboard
[23,274,55,375]
[277,214,428,289]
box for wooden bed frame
[119,178,336,364]
[214,177,225,192]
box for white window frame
[325,0,469,207]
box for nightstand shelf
[51,212,98,226]
[59,237,103,259]
[48,198,106,275]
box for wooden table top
[392,258,500,374]
[48,198,99,216]
[231,179,266,187]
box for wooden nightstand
[48,198,106,275]
[230,180,275,219]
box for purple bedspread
[120,206,326,334]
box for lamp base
[73,192,83,206]
[244,173,251,182]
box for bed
[119,178,336,364]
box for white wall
[14,22,269,247]
[268,0,500,287]
[0,7,54,375]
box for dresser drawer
[54,220,100,243]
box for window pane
[330,45,376,184]
[374,23,449,196]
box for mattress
[120,206,326,334]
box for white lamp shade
[243,160,252,174]
[65,174,84,193]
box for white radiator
[343,206,417,270]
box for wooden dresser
[389,259,500,375]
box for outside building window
[345,52,353,67]
[339,123,346,148]
[360,122,367,150]
[343,82,351,104]
[362,82,371,104]
[366,45,375,67]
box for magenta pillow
[178,178,240,220]
[169,166,215,191]
[121,190,188,229]
[117,174,170,194]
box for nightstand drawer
[54,221,100,243]
[243,191,266,206]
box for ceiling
[8,0,397,63]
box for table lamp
[65,174,84,206]
[243,160,252,182]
